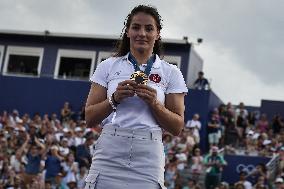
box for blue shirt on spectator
[25,153,41,174]
[45,155,61,179]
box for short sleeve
[89,59,111,88]
[166,65,188,94]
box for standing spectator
[44,145,64,185]
[61,102,73,127]
[9,150,25,174]
[236,110,249,146]
[203,146,227,189]
[17,134,45,187]
[182,178,197,189]
[208,109,221,147]
[73,127,85,147]
[235,102,248,118]
[185,114,202,144]
[59,138,70,157]
[193,71,210,90]
[272,115,284,134]
[8,109,22,127]
[256,114,269,133]
[224,110,239,147]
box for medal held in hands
[128,53,155,85]
[130,71,148,85]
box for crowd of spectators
[0,102,101,189]
[163,102,284,189]
[0,101,284,189]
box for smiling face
[127,12,160,55]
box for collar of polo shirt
[122,53,161,69]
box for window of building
[97,51,113,65]
[163,55,181,68]
[54,49,96,80]
[3,46,43,77]
[0,45,4,72]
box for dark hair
[114,5,163,57]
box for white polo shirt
[90,53,188,130]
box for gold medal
[130,71,148,85]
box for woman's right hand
[113,80,137,103]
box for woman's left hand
[135,84,158,107]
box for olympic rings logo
[236,164,255,174]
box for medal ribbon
[128,52,155,76]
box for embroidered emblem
[115,71,121,75]
[149,74,161,83]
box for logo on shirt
[114,71,121,76]
[149,74,161,83]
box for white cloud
[196,43,284,106]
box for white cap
[85,128,92,133]
[63,128,70,133]
[252,133,260,140]
[62,137,68,142]
[18,126,26,132]
[248,130,254,135]
[176,153,187,161]
[74,127,82,132]
[275,177,283,183]
[263,139,271,145]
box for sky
[0,0,283,106]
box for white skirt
[85,125,166,189]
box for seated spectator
[163,133,174,157]
[193,71,210,90]
[75,133,95,168]
[8,109,22,127]
[73,127,86,147]
[190,147,204,181]
[59,137,70,157]
[218,181,230,189]
[182,178,197,189]
[76,166,88,189]
[234,171,252,189]
[254,175,269,188]
[234,182,245,189]
[165,159,178,189]
[61,152,78,186]
[274,177,284,189]
[248,163,269,186]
